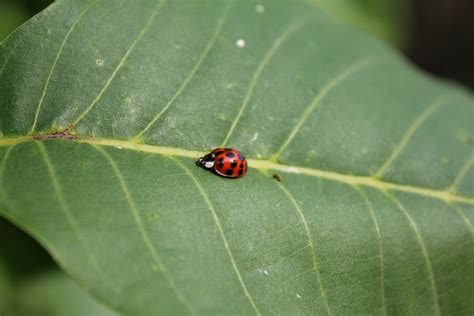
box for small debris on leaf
[33,128,77,141]
[236,39,245,48]
[272,173,283,182]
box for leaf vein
[373,94,454,178]
[1,136,473,205]
[132,0,234,141]
[0,145,15,202]
[384,192,441,316]
[446,154,474,194]
[275,180,331,315]
[221,19,310,147]
[0,38,21,78]
[353,186,386,316]
[71,0,166,127]
[93,145,196,315]
[37,141,102,271]
[171,157,261,316]
[30,0,100,134]
[449,204,474,235]
[271,57,388,160]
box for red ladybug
[196,148,247,178]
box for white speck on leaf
[116,146,123,150]
[296,293,302,299]
[226,82,237,89]
[256,268,269,276]
[250,133,258,143]
[96,59,104,66]
[236,39,245,48]
[285,166,300,174]
[255,4,265,13]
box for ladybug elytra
[196,148,247,178]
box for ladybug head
[196,153,215,169]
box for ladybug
[196,148,247,178]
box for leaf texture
[1,0,473,315]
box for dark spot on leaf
[272,174,283,182]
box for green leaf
[1,267,117,316]
[1,0,473,315]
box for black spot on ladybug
[226,152,234,158]
[231,160,237,168]
[238,154,244,161]
[238,169,243,176]
[225,169,233,176]
[239,162,244,168]
[214,150,224,156]
[218,157,224,168]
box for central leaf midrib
[1,135,472,205]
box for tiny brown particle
[272,174,283,182]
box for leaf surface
[1,0,473,315]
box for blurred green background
[0,0,51,40]
[0,0,472,315]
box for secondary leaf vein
[37,141,102,271]
[384,192,440,316]
[171,157,262,316]
[132,0,234,141]
[353,186,386,316]
[30,0,100,134]
[271,57,388,160]
[71,0,166,127]
[446,154,474,194]
[93,145,196,315]
[449,204,474,235]
[373,94,454,178]
[221,19,310,147]
[275,180,331,315]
